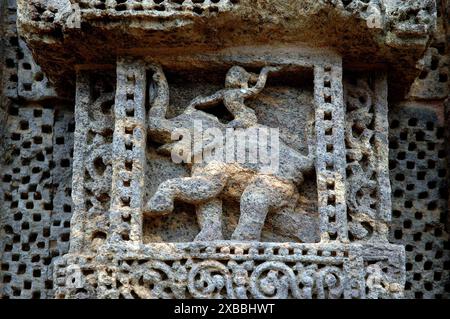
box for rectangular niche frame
[108,45,348,246]
[103,47,348,243]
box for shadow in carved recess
[143,64,319,243]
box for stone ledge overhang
[16,0,436,100]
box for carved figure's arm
[187,90,224,111]
[242,66,281,99]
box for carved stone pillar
[109,58,147,244]
[314,62,348,242]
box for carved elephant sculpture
[144,64,316,241]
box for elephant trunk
[148,64,170,119]
[146,64,176,146]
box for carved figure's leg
[194,198,223,241]
[231,176,296,241]
[144,161,230,215]
[228,107,258,129]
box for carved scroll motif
[344,76,390,241]
[70,72,115,252]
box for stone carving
[409,39,449,100]
[345,80,378,240]
[0,103,75,299]
[70,72,116,252]
[365,263,403,299]
[52,242,405,299]
[144,64,316,241]
[388,103,450,299]
[386,0,436,38]
[16,39,56,100]
[4,0,450,301]
[16,0,437,100]
[1,1,56,101]
[75,0,237,17]
[83,103,113,216]
[329,0,384,29]
[344,76,390,242]
[44,52,409,299]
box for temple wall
[0,0,449,299]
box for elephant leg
[194,198,223,241]
[144,162,230,215]
[231,176,295,241]
[231,183,270,241]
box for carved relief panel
[54,47,404,299]
[143,62,318,244]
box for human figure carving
[185,65,277,128]
[144,64,316,241]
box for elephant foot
[143,193,174,215]
[194,227,223,242]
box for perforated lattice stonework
[0,103,74,299]
[388,104,450,299]
[75,0,239,15]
